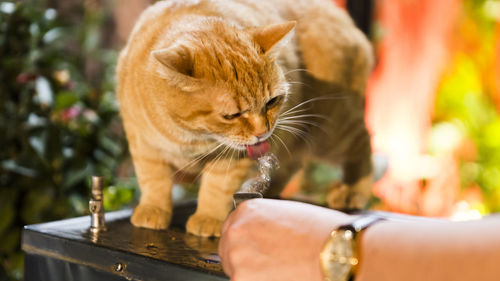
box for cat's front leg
[187,158,252,237]
[130,154,174,229]
[127,130,174,230]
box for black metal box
[22,200,227,281]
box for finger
[221,210,236,235]
[218,231,233,276]
[222,198,253,235]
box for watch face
[320,230,358,281]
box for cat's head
[150,20,295,149]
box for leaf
[29,132,47,159]
[42,27,63,44]
[99,135,121,156]
[55,91,79,110]
[0,228,20,254]
[68,194,88,215]
[62,163,91,190]
[21,189,53,224]
[9,252,24,280]
[1,160,37,177]
[0,204,14,236]
[0,2,16,14]
[26,113,46,128]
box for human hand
[218,199,354,281]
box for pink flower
[16,73,37,84]
[61,106,82,121]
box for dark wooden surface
[22,200,228,281]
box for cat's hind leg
[294,70,373,211]
[187,158,252,237]
[327,173,373,211]
[294,2,373,95]
[324,134,373,211]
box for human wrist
[319,214,385,281]
[355,219,447,281]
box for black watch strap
[338,215,385,239]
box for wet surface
[23,200,226,279]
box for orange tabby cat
[117,0,373,237]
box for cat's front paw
[131,204,172,230]
[186,213,223,237]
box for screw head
[113,262,124,272]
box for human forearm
[219,199,500,281]
[357,217,500,281]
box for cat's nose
[247,114,268,138]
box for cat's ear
[151,46,201,91]
[249,21,296,55]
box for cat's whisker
[193,143,232,183]
[220,145,236,175]
[227,140,240,164]
[190,143,233,183]
[279,119,321,128]
[272,133,292,157]
[280,97,327,115]
[280,114,331,122]
[280,123,314,150]
[286,80,313,89]
[223,146,237,184]
[279,119,332,136]
[282,91,302,101]
[269,134,277,148]
[280,95,347,116]
[276,124,308,138]
[269,134,282,156]
[279,107,311,117]
[211,144,232,169]
[283,68,310,76]
[276,124,313,149]
[172,142,225,179]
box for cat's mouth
[245,141,270,160]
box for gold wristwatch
[320,215,385,281]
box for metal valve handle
[89,176,107,232]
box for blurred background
[0,0,499,280]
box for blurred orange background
[366,0,500,218]
[282,0,500,219]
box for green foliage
[432,0,500,214]
[103,178,139,211]
[0,1,134,279]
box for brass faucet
[89,176,107,232]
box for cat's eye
[222,112,242,120]
[266,96,282,109]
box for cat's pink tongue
[246,141,270,160]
